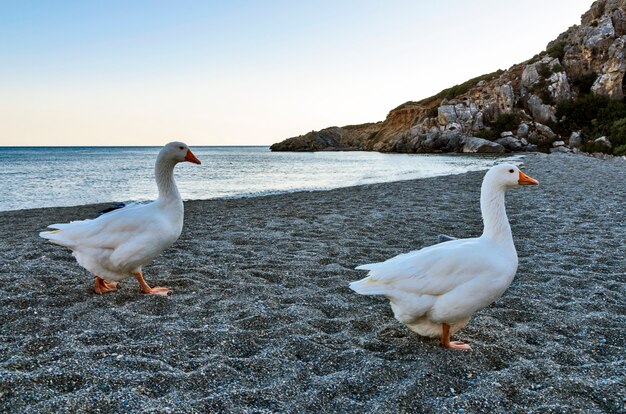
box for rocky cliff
[271,0,626,155]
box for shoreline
[1,153,624,412]
[3,150,623,215]
[1,152,525,214]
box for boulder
[592,71,626,99]
[411,127,450,153]
[454,103,474,124]
[548,71,572,102]
[521,57,558,90]
[591,36,626,99]
[500,131,514,137]
[550,146,572,153]
[472,111,484,131]
[535,123,558,140]
[562,45,588,80]
[552,140,566,147]
[517,123,529,138]
[527,95,556,124]
[594,136,613,150]
[528,123,559,145]
[497,84,516,111]
[461,137,506,153]
[437,105,457,125]
[522,63,542,89]
[569,131,583,148]
[495,136,523,151]
[441,129,463,150]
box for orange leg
[134,272,171,296]
[94,276,118,294]
[440,323,472,350]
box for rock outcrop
[271,0,626,154]
[461,137,506,153]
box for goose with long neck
[480,167,515,243]
[350,163,538,350]
[40,141,201,296]
[155,149,184,204]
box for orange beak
[518,170,538,185]
[184,149,201,165]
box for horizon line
[0,144,272,148]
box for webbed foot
[440,323,472,351]
[94,276,118,294]
[443,340,472,350]
[134,272,171,296]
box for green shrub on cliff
[610,118,626,148]
[555,94,608,132]
[614,144,626,156]
[551,63,563,73]
[537,63,552,78]
[527,53,544,64]
[572,72,597,94]
[555,94,626,153]
[533,78,556,105]
[546,41,567,61]
[493,113,520,132]
[475,113,521,141]
[474,129,499,140]
[529,63,558,105]
[426,105,439,118]
[419,69,504,104]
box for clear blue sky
[0,0,592,146]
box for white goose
[40,141,201,295]
[350,163,538,350]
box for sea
[0,146,511,212]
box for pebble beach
[0,153,624,413]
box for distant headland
[271,0,626,157]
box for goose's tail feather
[39,225,75,248]
[355,262,381,271]
[349,277,388,296]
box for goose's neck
[480,181,512,243]
[155,157,181,204]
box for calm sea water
[0,146,508,212]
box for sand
[0,153,624,413]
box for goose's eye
[508,169,514,173]
[179,146,184,150]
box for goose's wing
[354,238,503,296]
[40,202,160,249]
